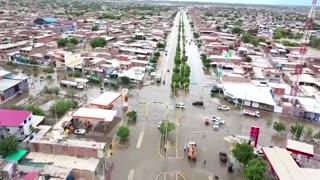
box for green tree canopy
[91,25,99,31]
[154,51,161,57]
[50,99,78,117]
[120,76,130,85]
[159,121,176,134]
[231,143,254,166]
[243,157,267,180]
[290,122,305,140]
[0,137,19,156]
[309,37,320,50]
[245,56,252,62]
[116,125,130,140]
[314,131,320,140]
[57,38,78,47]
[69,38,79,45]
[157,42,165,49]
[193,32,200,39]
[126,111,137,121]
[232,27,242,35]
[90,37,107,48]
[273,121,286,134]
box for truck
[87,76,101,83]
[242,109,260,117]
[155,73,161,83]
[60,80,84,90]
[187,141,197,160]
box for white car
[218,105,230,111]
[212,117,225,125]
[175,102,186,109]
[74,128,86,135]
[213,122,220,130]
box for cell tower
[290,0,317,116]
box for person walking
[203,160,206,166]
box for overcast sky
[173,0,313,6]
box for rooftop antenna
[290,0,317,117]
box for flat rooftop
[32,114,106,150]
[0,79,22,92]
[26,152,100,172]
[89,92,121,108]
[262,147,320,180]
[72,107,117,122]
[0,43,19,50]
[286,139,314,157]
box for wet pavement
[108,11,320,180]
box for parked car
[74,128,86,135]
[175,102,186,109]
[213,122,220,130]
[192,101,204,106]
[218,105,230,111]
[212,117,225,125]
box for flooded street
[108,11,320,180]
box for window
[24,120,27,124]
[28,117,31,121]
[275,75,280,78]
[6,129,10,132]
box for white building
[0,109,33,140]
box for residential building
[19,43,47,59]
[33,34,54,44]
[0,77,28,104]
[0,43,20,60]
[55,51,82,70]
[0,109,33,140]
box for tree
[159,121,176,134]
[43,67,55,74]
[273,121,286,134]
[290,122,305,140]
[69,38,79,45]
[193,32,200,39]
[232,27,242,35]
[241,33,252,43]
[126,111,137,121]
[91,25,99,31]
[120,76,130,85]
[157,42,165,48]
[245,56,252,62]
[231,143,254,166]
[243,157,267,180]
[116,125,130,140]
[50,99,78,117]
[90,38,107,49]
[57,38,69,47]
[65,42,76,51]
[0,137,19,156]
[154,51,161,57]
[309,37,320,50]
[314,131,320,140]
[306,125,314,138]
[24,105,46,116]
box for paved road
[107,10,313,180]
